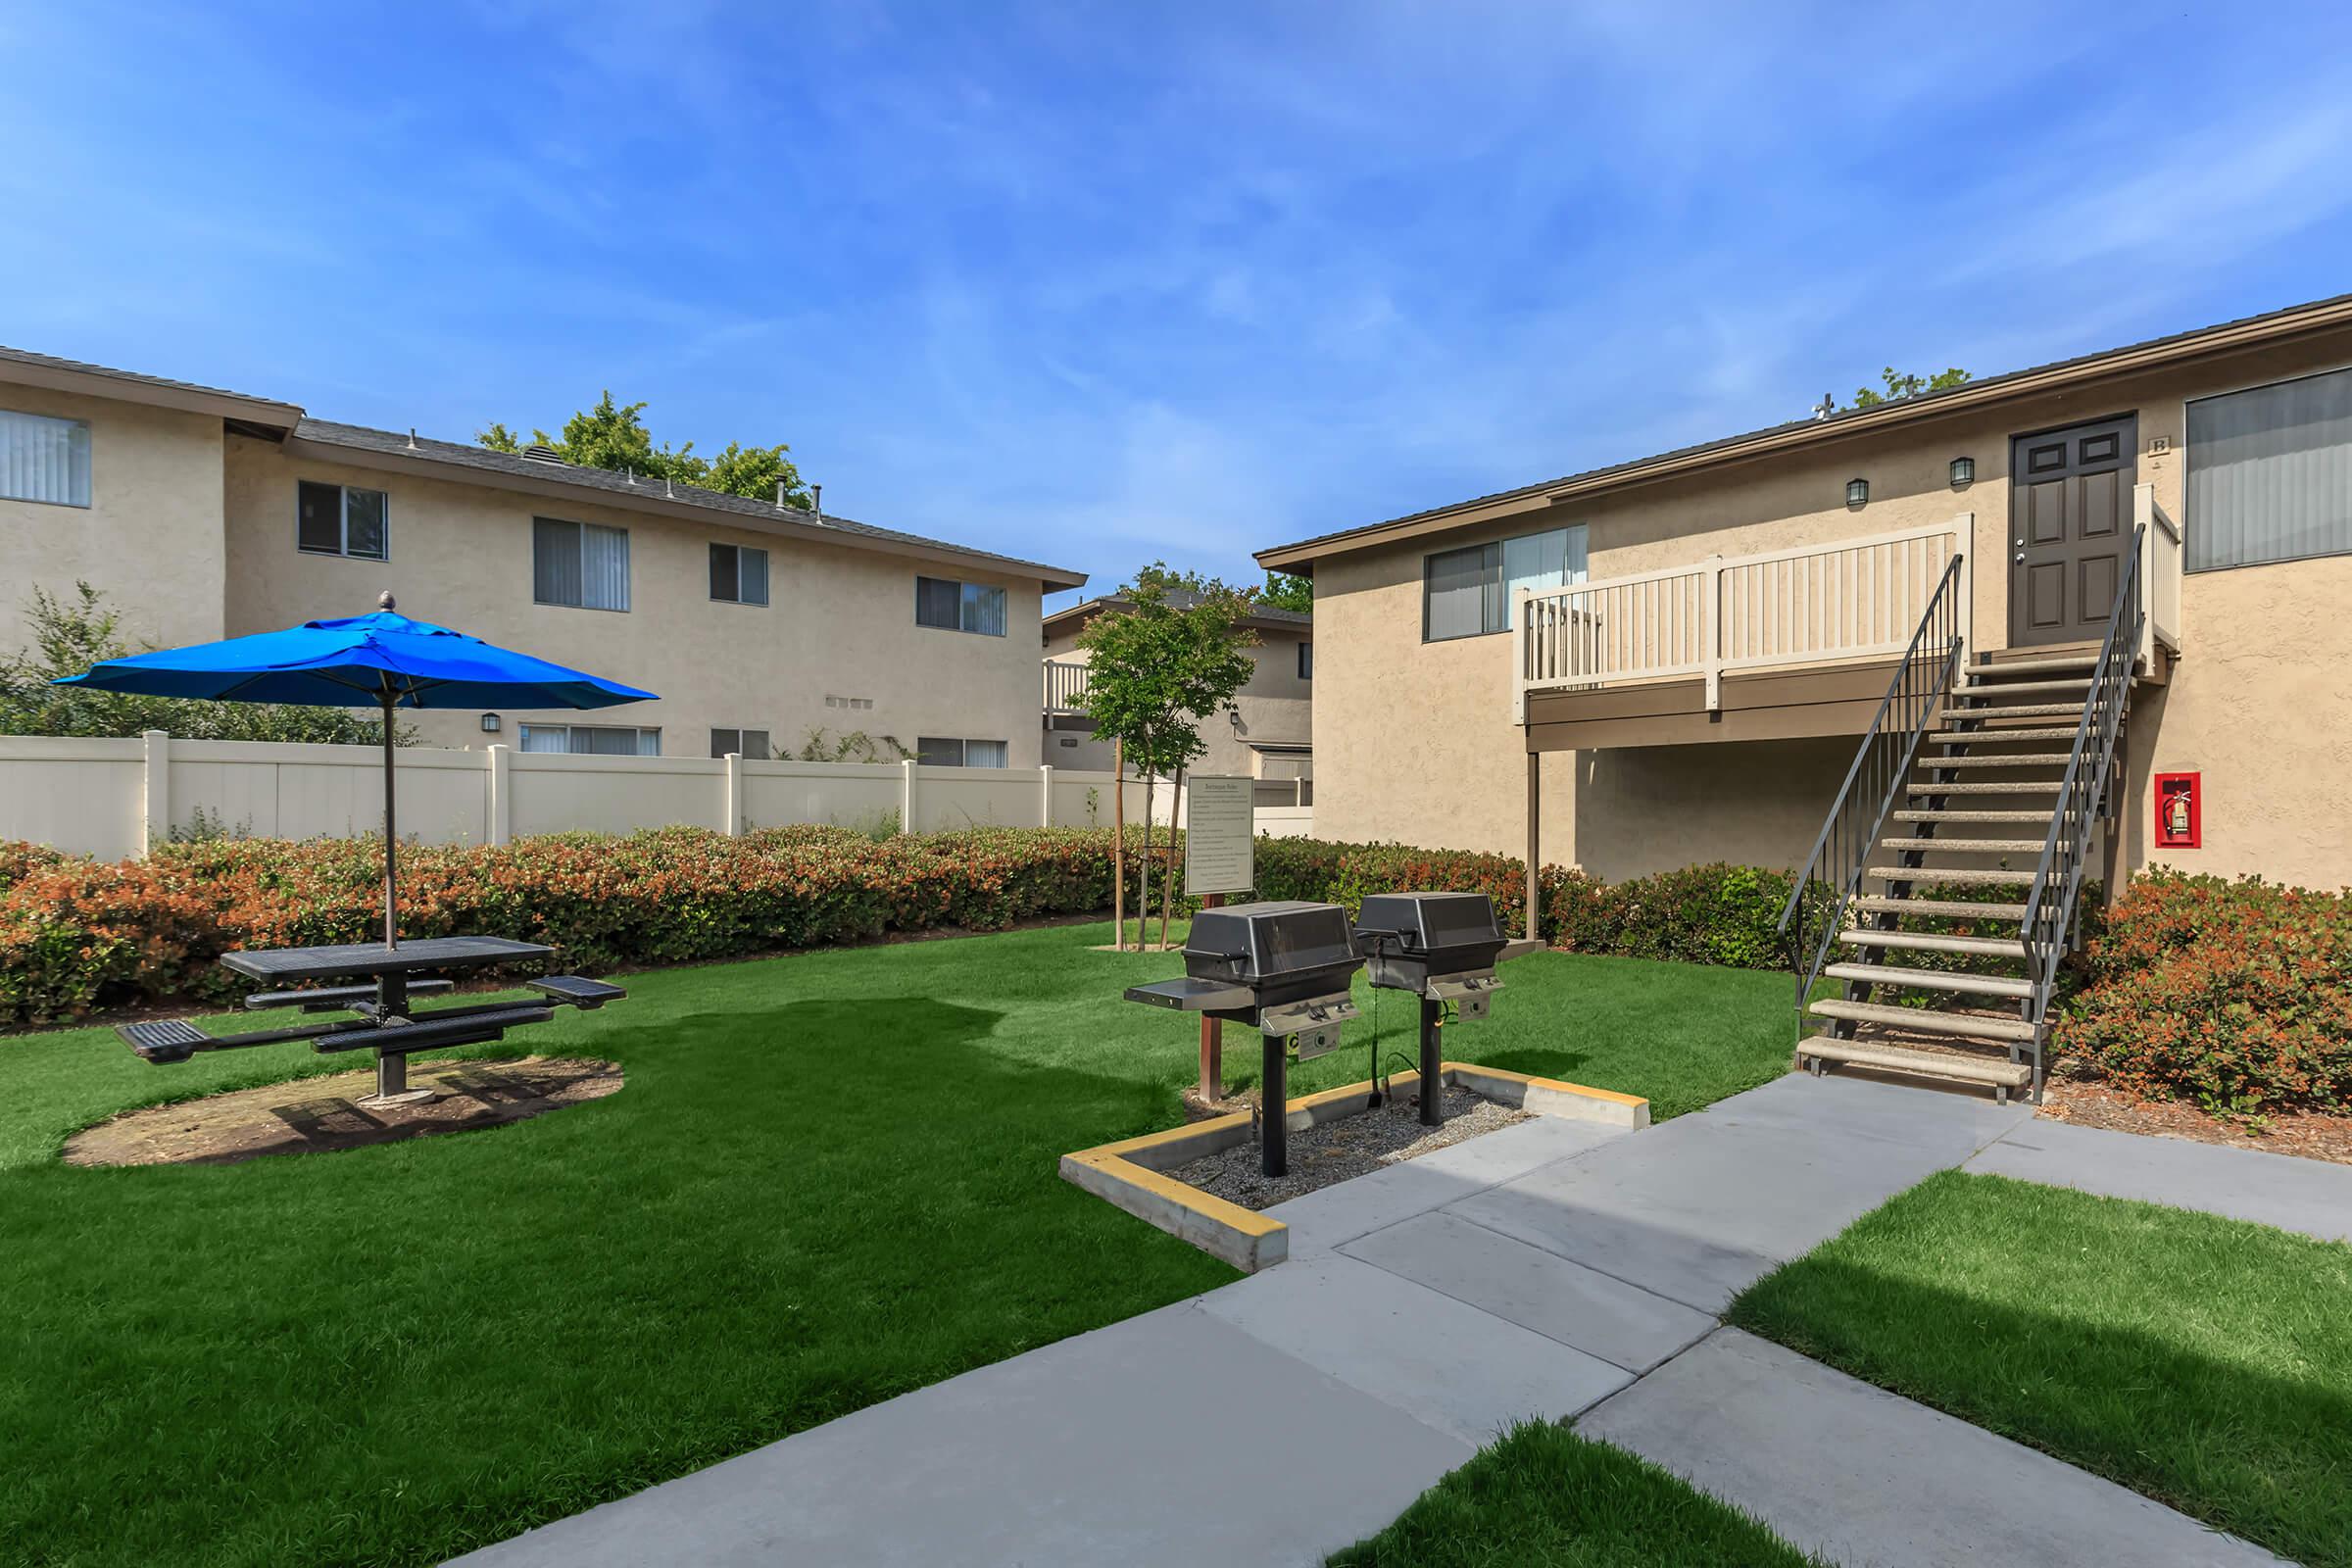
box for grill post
[1419,997,1444,1126]
[1260,1031,1288,1177]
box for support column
[486,744,512,847]
[140,729,171,857]
[1524,749,1541,942]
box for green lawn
[1327,1420,1824,1567]
[1730,1171,2352,1567]
[0,924,1796,1567]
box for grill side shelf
[1123,977,1255,1012]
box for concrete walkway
[451,1074,2329,1567]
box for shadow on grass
[1730,1184,2352,1567]
[1477,1046,1596,1082]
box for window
[1298,641,1313,680]
[710,727,771,759]
[914,575,1007,636]
[2186,367,2352,571]
[710,542,770,605]
[917,737,1008,767]
[1423,524,1589,641]
[297,480,388,560]
[0,409,91,507]
[517,723,660,756]
[533,517,631,611]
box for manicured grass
[0,925,1794,1566]
[1730,1171,2352,1567]
[1327,1420,1823,1567]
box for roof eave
[280,431,1087,591]
[0,357,303,435]
[1255,291,2352,570]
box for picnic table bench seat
[527,975,626,1008]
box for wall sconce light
[1949,456,1976,489]
[479,712,501,734]
[1844,478,1870,510]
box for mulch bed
[62,1056,623,1168]
[2038,1076,2352,1167]
[1167,1084,1532,1209]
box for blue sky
[6,2,2351,610]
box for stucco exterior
[1282,309,2352,890]
[0,383,228,655]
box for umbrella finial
[378,590,397,612]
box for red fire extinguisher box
[2155,771,2201,849]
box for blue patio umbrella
[54,592,657,947]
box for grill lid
[1353,892,1504,953]
[1184,900,1358,980]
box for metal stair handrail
[1777,553,1967,1019]
[2017,523,2145,1084]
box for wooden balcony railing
[1514,516,1976,718]
[1043,659,1093,713]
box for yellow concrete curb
[1058,1063,1650,1272]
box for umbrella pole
[379,687,399,951]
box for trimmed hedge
[0,827,1836,1027]
[2055,870,2352,1115]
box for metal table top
[218,936,554,983]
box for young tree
[479,392,811,505]
[1078,571,1258,949]
[0,583,414,744]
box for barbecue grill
[1353,892,1544,1125]
[1124,900,1364,1176]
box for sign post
[1184,776,1256,1101]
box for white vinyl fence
[0,734,1312,860]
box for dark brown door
[2008,415,2136,648]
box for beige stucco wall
[0,383,227,657]
[221,438,1050,764]
[1042,620,1313,782]
[1306,323,2352,888]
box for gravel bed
[1168,1084,1531,1209]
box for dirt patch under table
[1168,1084,1532,1210]
[63,1056,623,1168]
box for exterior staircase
[1781,533,2149,1105]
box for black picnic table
[118,936,624,1104]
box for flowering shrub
[2055,870,2352,1115]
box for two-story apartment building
[1040,591,1313,802]
[1260,291,2352,1102]
[0,347,1083,762]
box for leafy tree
[478,392,811,506]
[0,583,416,745]
[1078,573,1258,948]
[1849,366,1971,410]
[1258,570,1313,613]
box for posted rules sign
[1184,776,1255,896]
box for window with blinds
[1423,524,1588,641]
[710,542,770,605]
[914,575,1007,635]
[2186,367,2352,571]
[297,481,388,560]
[916,736,1009,767]
[517,723,660,756]
[710,727,771,759]
[533,517,630,610]
[0,409,92,507]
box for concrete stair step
[1851,894,2026,921]
[1950,702,2083,720]
[1823,962,2034,999]
[1956,678,2091,699]
[1877,837,2047,854]
[1837,928,2029,959]
[1933,726,2080,744]
[1808,998,2037,1043]
[1867,865,2046,886]
[1921,754,2072,768]
[1906,780,2062,795]
[1969,653,2099,675]
[1796,1036,2033,1088]
[1893,808,2066,823]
